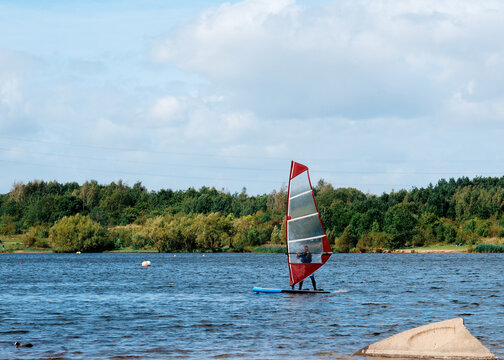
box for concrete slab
[355,318,498,359]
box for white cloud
[149,95,184,124]
[444,92,504,124]
[87,117,137,146]
[183,107,257,143]
[0,78,23,113]
[265,143,288,157]
[152,0,504,120]
[0,51,40,118]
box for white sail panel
[288,192,317,219]
[288,215,324,241]
[289,172,311,198]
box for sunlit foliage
[50,214,108,252]
[3,176,504,252]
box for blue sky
[1,0,504,195]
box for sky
[1,0,504,196]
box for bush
[0,222,16,235]
[109,226,138,249]
[367,231,393,250]
[131,233,153,250]
[473,243,504,253]
[23,236,36,248]
[476,221,491,237]
[336,226,356,253]
[50,214,109,252]
[355,232,392,252]
[34,239,50,248]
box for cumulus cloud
[149,95,184,125]
[87,117,138,146]
[0,51,40,133]
[444,92,504,124]
[0,78,23,113]
[183,107,257,143]
[0,51,38,116]
[142,92,258,145]
[152,0,504,120]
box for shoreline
[391,249,466,253]
[2,249,470,254]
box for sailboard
[252,161,332,294]
[252,287,329,294]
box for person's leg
[310,274,317,290]
[298,280,303,290]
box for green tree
[336,226,357,252]
[266,186,287,214]
[50,214,108,252]
[384,203,418,249]
[138,215,182,252]
[195,212,233,251]
[270,225,283,244]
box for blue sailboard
[252,287,329,294]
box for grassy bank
[2,234,503,254]
[0,235,288,253]
[393,244,469,253]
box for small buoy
[19,262,22,264]
[141,261,151,267]
[76,251,81,254]
[174,254,176,257]
[202,254,205,257]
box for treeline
[0,180,284,252]
[1,176,504,252]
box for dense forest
[1,176,504,252]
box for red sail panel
[286,161,332,286]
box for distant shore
[392,249,465,253]
[4,239,499,254]
[2,246,470,254]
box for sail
[286,161,332,286]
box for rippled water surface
[1,253,503,359]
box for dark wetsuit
[298,251,312,263]
[295,249,316,290]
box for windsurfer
[293,245,317,290]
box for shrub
[23,236,36,248]
[473,243,504,253]
[50,214,109,252]
[336,226,356,253]
[34,239,50,248]
[476,221,491,237]
[368,231,393,249]
[109,227,137,249]
[355,234,369,253]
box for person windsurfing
[292,245,317,290]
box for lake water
[1,253,503,359]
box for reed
[473,243,504,253]
[253,246,286,253]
